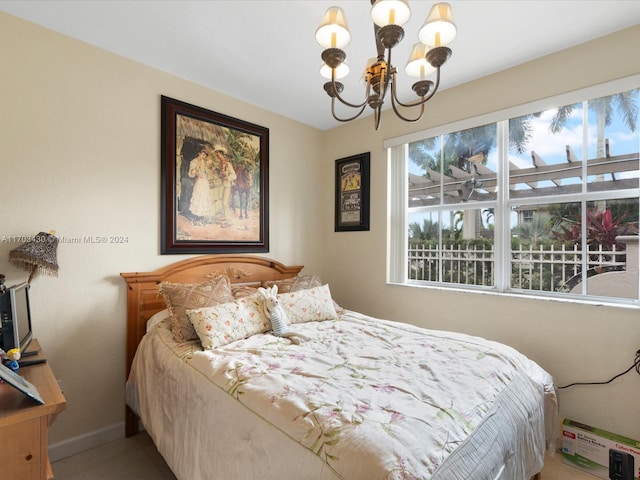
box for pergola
[409,140,639,208]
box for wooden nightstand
[0,339,66,480]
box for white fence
[408,243,628,291]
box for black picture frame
[161,96,269,254]
[335,152,370,232]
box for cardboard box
[562,419,640,479]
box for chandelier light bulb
[405,43,436,78]
[371,0,411,27]
[316,6,351,48]
[320,61,350,80]
[418,2,457,47]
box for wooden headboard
[121,254,303,376]
[120,255,303,436]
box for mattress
[126,310,557,480]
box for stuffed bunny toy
[258,286,308,344]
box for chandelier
[316,0,457,130]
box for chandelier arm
[330,71,370,109]
[392,67,443,108]
[390,82,426,122]
[331,96,368,123]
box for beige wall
[2,10,639,451]
[322,25,640,441]
[0,12,324,445]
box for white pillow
[278,284,338,324]
[186,294,269,349]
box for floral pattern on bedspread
[174,312,548,480]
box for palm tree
[549,89,638,238]
[408,138,439,172]
[549,90,638,159]
[513,213,553,246]
[408,218,439,242]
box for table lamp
[9,231,59,284]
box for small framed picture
[335,152,370,232]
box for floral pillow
[278,284,338,324]
[186,293,269,350]
[264,275,345,315]
[158,277,234,343]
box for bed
[122,255,557,480]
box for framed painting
[161,96,269,254]
[335,152,370,232]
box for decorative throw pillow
[230,284,260,300]
[186,293,269,349]
[263,274,321,293]
[264,275,345,315]
[158,277,234,343]
[278,284,338,324]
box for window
[389,79,640,304]
[521,210,534,223]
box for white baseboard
[49,422,124,462]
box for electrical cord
[557,349,640,389]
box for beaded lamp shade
[9,232,59,283]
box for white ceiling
[2,1,640,131]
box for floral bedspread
[184,311,556,479]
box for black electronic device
[0,282,33,352]
[2,357,47,368]
[16,358,47,368]
[609,448,634,480]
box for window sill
[387,280,640,310]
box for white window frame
[387,75,640,306]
